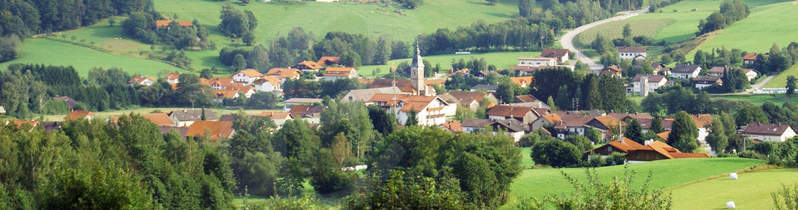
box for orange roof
[593,116,621,128]
[185,120,234,141]
[64,110,93,121]
[216,89,239,99]
[254,76,281,86]
[129,76,155,84]
[742,53,757,60]
[325,67,354,73]
[487,105,534,118]
[156,20,193,27]
[166,73,180,80]
[542,114,561,124]
[258,111,291,120]
[656,131,670,140]
[266,68,301,79]
[235,69,263,78]
[298,61,323,70]
[12,120,39,128]
[368,94,440,112]
[440,120,463,132]
[317,56,340,65]
[606,138,648,152]
[510,76,534,86]
[142,113,174,127]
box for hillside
[670,168,798,209]
[695,1,798,52]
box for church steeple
[411,41,425,94]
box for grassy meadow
[696,1,798,53]
[503,158,766,208]
[712,94,797,106]
[670,168,798,210]
[358,51,541,78]
[766,64,798,88]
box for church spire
[410,40,425,94]
[411,40,423,68]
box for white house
[129,76,155,86]
[253,76,282,94]
[671,64,701,79]
[694,76,722,89]
[166,73,180,85]
[616,46,647,60]
[541,48,570,63]
[631,74,667,96]
[517,57,557,67]
[267,68,301,81]
[744,69,758,81]
[368,94,456,126]
[233,69,264,85]
[323,67,358,81]
[486,105,539,125]
[740,122,796,142]
[343,87,406,102]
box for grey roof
[284,98,324,104]
[345,87,406,102]
[741,122,792,136]
[462,119,492,128]
[169,109,217,122]
[471,84,498,91]
[673,64,701,73]
[491,118,528,132]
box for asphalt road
[559,8,650,73]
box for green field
[358,51,541,78]
[503,158,765,207]
[712,94,797,106]
[696,1,798,53]
[766,65,798,88]
[670,168,798,210]
[0,38,180,77]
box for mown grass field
[712,94,797,106]
[766,65,798,88]
[503,158,766,208]
[670,168,798,210]
[696,1,798,53]
[0,38,179,77]
[358,51,541,78]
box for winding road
[559,8,650,73]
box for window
[607,147,612,152]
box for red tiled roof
[297,61,323,70]
[606,138,648,152]
[64,110,93,121]
[440,120,463,132]
[487,105,534,118]
[541,48,570,58]
[258,111,291,120]
[235,69,263,78]
[267,68,301,79]
[166,73,180,80]
[510,76,534,87]
[185,121,234,141]
[142,113,174,127]
[742,53,757,60]
[254,76,281,86]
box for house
[517,57,557,67]
[266,68,301,81]
[185,121,235,141]
[530,113,561,131]
[0,105,5,115]
[631,74,667,96]
[616,46,647,60]
[288,105,324,124]
[233,69,263,85]
[486,105,540,125]
[155,20,193,28]
[317,56,341,66]
[470,84,498,92]
[547,112,597,139]
[588,138,709,161]
[253,76,283,94]
[368,94,456,126]
[323,67,358,81]
[141,113,175,127]
[588,137,648,156]
[168,109,217,127]
[461,119,528,142]
[585,116,622,140]
[64,110,94,121]
[284,98,323,111]
[651,63,670,76]
[166,73,180,85]
[439,120,463,133]
[743,68,758,81]
[672,64,701,79]
[740,122,796,142]
[707,66,728,77]
[343,87,407,102]
[541,48,570,63]
[296,61,323,72]
[214,86,255,103]
[694,75,722,89]
[601,65,622,78]
[441,91,497,111]
[129,76,155,86]
[510,76,534,88]
[742,53,757,65]
[511,66,547,76]
[510,94,550,109]
[258,111,292,127]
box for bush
[608,152,627,166]
[531,140,582,167]
[771,184,798,210]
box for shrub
[531,140,582,167]
[772,184,798,210]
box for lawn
[712,94,797,106]
[766,65,798,88]
[358,51,541,78]
[670,168,798,210]
[40,107,280,121]
[503,158,765,208]
[696,1,798,53]
[0,38,180,77]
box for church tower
[411,41,425,94]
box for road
[710,75,775,96]
[559,8,650,73]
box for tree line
[532,68,632,112]
[0,0,153,38]
[122,12,213,50]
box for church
[363,43,437,96]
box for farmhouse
[517,57,557,67]
[616,46,647,60]
[707,66,728,77]
[296,61,323,72]
[323,67,358,81]
[600,65,622,78]
[166,73,180,85]
[631,74,667,96]
[185,121,234,141]
[440,91,496,112]
[671,64,701,79]
[343,87,406,102]
[253,76,282,94]
[694,76,722,89]
[742,53,757,65]
[129,76,155,86]
[541,48,570,63]
[266,68,301,81]
[368,94,456,126]
[487,105,540,125]
[588,138,709,161]
[168,109,217,127]
[510,76,534,88]
[232,69,264,85]
[740,122,796,142]
[64,110,94,121]
[650,63,670,76]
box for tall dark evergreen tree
[667,111,699,152]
